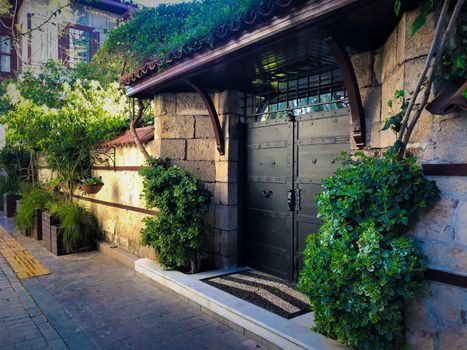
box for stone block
[215,205,238,231]
[439,324,467,350]
[409,196,457,244]
[454,201,467,247]
[218,114,241,139]
[381,65,404,122]
[153,94,176,116]
[195,116,215,139]
[406,330,435,350]
[216,90,244,115]
[431,177,467,197]
[160,139,186,160]
[381,27,398,83]
[215,161,238,183]
[219,230,238,256]
[420,240,467,274]
[219,255,238,268]
[215,138,239,162]
[404,10,435,61]
[436,114,467,163]
[187,139,216,161]
[403,57,433,101]
[360,86,382,124]
[204,229,220,253]
[176,93,209,115]
[169,160,216,182]
[366,122,381,148]
[430,283,466,322]
[373,48,383,85]
[214,182,238,206]
[351,51,373,88]
[155,115,194,139]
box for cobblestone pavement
[0,255,66,350]
[0,218,265,350]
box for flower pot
[3,193,20,218]
[81,183,104,195]
[50,225,66,256]
[42,211,59,252]
[32,208,43,241]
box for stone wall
[351,8,467,350]
[153,91,243,268]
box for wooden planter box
[42,211,59,252]
[3,194,20,217]
[32,208,43,241]
[50,225,66,256]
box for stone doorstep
[97,243,348,350]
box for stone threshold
[97,243,348,350]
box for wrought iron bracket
[325,36,366,148]
[186,79,225,155]
[91,146,116,171]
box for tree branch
[129,98,151,161]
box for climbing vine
[298,151,439,349]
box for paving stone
[0,216,263,350]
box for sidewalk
[0,215,264,350]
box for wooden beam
[423,164,467,176]
[326,37,365,147]
[186,80,225,155]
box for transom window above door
[251,68,349,122]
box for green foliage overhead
[0,61,129,198]
[298,151,439,349]
[0,144,30,183]
[100,0,262,72]
[139,157,211,269]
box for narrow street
[0,217,264,350]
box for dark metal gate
[244,69,350,281]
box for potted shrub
[80,177,104,195]
[46,200,99,255]
[4,192,20,218]
[42,211,59,252]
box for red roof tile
[97,125,154,148]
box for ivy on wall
[298,152,439,349]
[139,158,212,270]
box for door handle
[287,189,295,211]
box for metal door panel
[297,109,350,139]
[248,121,290,144]
[247,181,288,212]
[297,143,346,180]
[245,109,350,282]
[246,119,293,281]
[246,211,288,248]
[248,147,289,178]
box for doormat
[0,226,50,279]
[203,270,309,319]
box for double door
[245,108,350,281]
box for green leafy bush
[16,186,53,232]
[139,157,211,269]
[81,177,104,186]
[298,151,439,350]
[46,199,99,253]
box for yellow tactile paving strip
[0,226,50,279]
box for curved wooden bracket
[186,80,225,155]
[326,37,366,147]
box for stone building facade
[53,1,465,349]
